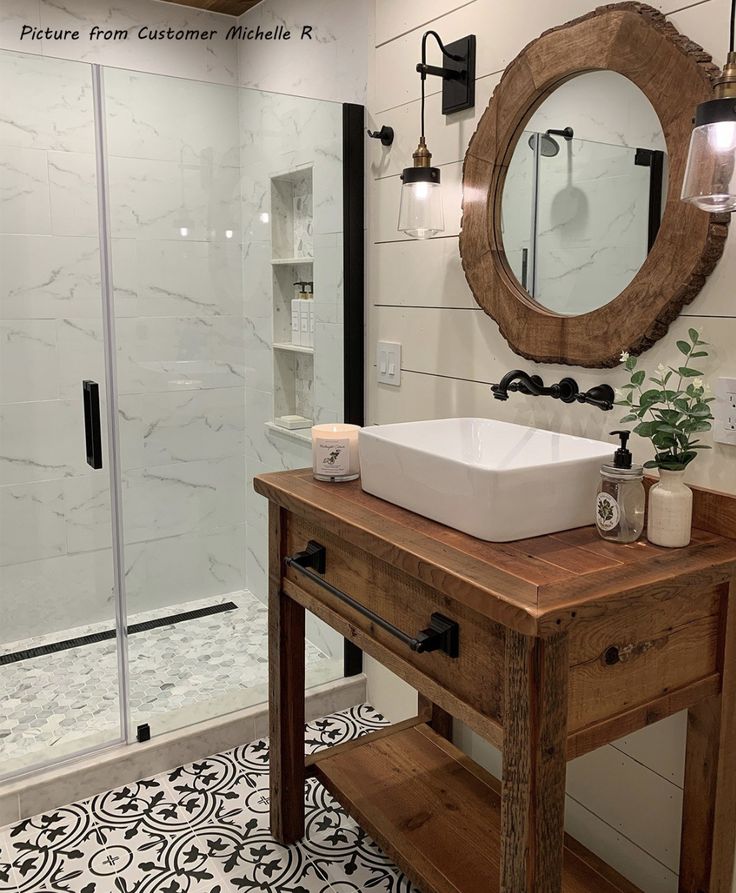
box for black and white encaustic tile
[0,705,420,893]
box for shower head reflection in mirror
[501,71,667,316]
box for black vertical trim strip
[647,149,665,253]
[341,102,365,678]
[342,103,365,429]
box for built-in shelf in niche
[270,165,315,432]
[273,342,314,355]
[264,421,311,445]
[271,257,313,266]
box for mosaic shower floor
[0,705,417,893]
[0,593,335,775]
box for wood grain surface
[314,722,642,893]
[254,469,736,638]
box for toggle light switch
[377,341,401,386]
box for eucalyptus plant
[615,328,715,471]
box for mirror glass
[501,71,667,316]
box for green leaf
[690,351,708,358]
[677,340,691,355]
[643,459,660,469]
[634,421,656,437]
[619,413,638,423]
[621,383,635,390]
[631,370,645,386]
[625,356,637,372]
[678,367,703,377]
[688,327,700,343]
[639,389,661,406]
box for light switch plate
[714,377,736,445]
[377,341,401,386]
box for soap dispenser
[595,430,645,543]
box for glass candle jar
[311,423,361,482]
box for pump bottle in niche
[292,281,309,346]
[595,430,645,543]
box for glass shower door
[0,51,124,776]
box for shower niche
[270,166,315,439]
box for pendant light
[681,0,736,212]
[398,30,475,239]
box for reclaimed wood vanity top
[254,468,736,638]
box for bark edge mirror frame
[459,2,729,368]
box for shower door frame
[0,63,366,784]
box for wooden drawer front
[285,514,505,725]
[567,583,724,733]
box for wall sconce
[398,30,476,239]
[681,0,736,211]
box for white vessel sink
[359,418,613,542]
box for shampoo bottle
[292,281,307,345]
[595,430,645,543]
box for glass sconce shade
[681,95,736,212]
[398,166,444,239]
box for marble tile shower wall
[0,54,248,644]
[239,89,344,630]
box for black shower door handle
[82,380,103,469]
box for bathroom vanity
[255,468,736,893]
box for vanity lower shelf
[310,722,641,893]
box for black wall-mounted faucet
[490,370,614,411]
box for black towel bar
[284,540,459,658]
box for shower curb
[0,674,366,826]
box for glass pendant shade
[398,166,444,239]
[681,107,736,211]
[681,47,736,213]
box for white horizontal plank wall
[365,0,736,891]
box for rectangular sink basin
[358,418,613,542]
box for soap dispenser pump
[595,430,645,543]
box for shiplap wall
[364,1,736,891]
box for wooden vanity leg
[268,504,306,844]
[679,577,736,893]
[417,693,453,740]
[501,631,569,893]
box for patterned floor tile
[3,706,421,893]
[0,829,17,893]
[5,802,112,893]
[87,776,223,892]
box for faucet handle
[580,384,615,411]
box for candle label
[315,437,350,476]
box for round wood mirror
[459,2,729,368]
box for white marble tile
[0,547,116,644]
[117,388,245,471]
[237,0,370,104]
[121,456,246,545]
[104,68,240,166]
[0,146,50,235]
[0,480,66,567]
[135,239,242,318]
[124,527,246,614]
[63,473,113,555]
[0,399,91,485]
[56,317,106,399]
[313,232,342,324]
[0,319,58,403]
[314,321,343,424]
[48,150,98,237]
[38,0,238,85]
[0,0,41,53]
[0,50,95,153]
[115,315,245,395]
[108,155,240,243]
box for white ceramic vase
[646,469,693,548]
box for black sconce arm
[416,30,466,82]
